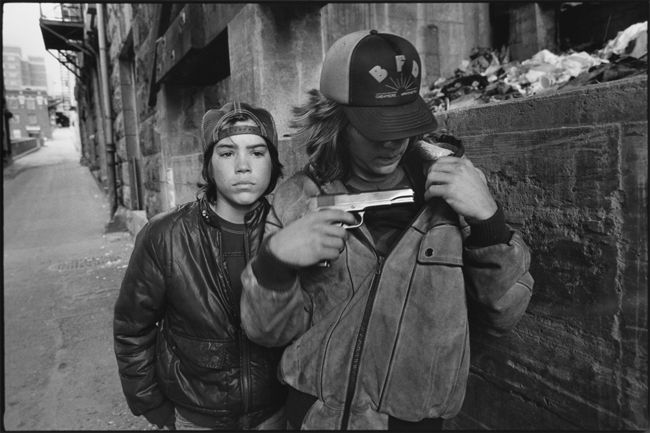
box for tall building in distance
[3,46,23,89]
[2,46,52,139]
[27,56,48,89]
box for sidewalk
[3,127,153,430]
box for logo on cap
[369,56,419,100]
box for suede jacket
[240,152,534,429]
[114,197,286,429]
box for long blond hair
[290,89,350,184]
[291,89,421,184]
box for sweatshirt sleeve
[113,222,173,425]
[240,203,312,348]
[462,226,534,337]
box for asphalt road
[3,127,152,430]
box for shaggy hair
[197,113,283,202]
[290,89,350,184]
[291,89,421,184]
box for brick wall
[433,76,647,430]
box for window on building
[28,114,37,125]
[12,114,20,124]
[8,98,19,109]
[26,97,36,110]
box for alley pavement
[3,128,152,430]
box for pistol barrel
[315,188,414,211]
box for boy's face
[345,124,409,181]
[210,120,272,215]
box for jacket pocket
[377,224,468,420]
[165,328,237,370]
[416,224,463,266]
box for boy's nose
[236,155,251,172]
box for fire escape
[39,3,96,82]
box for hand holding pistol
[309,188,415,267]
[310,188,415,229]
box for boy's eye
[218,151,234,157]
[252,150,266,157]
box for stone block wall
[157,81,230,207]
[508,2,558,61]
[130,4,163,217]
[434,76,647,430]
[141,3,492,214]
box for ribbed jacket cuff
[251,237,297,292]
[465,205,511,248]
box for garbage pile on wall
[424,21,648,113]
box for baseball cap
[320,29,437,141]
[201,101,278,152]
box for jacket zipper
[339,205,427,429]
[203,201,261,424]
[241,223,252,420]
[340,254,385,430]
[213,229,237,322]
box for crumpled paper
[599,21,647,59]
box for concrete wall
[506,2,562,61]
[120,3,490,217]
[435,75,647,430]
[129,4,165,217]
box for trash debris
[559,54,647,90]
[424,21,647,113]
[599,21,648,59]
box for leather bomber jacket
[113,197,286,429]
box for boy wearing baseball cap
[241,30,534,430]
[114,102,286,429]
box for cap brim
[342,96,437,141]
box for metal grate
[49,255,122,271]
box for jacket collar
[199,195,270,229]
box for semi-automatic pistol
[311,187,415,229]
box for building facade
[2,46,52,140]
